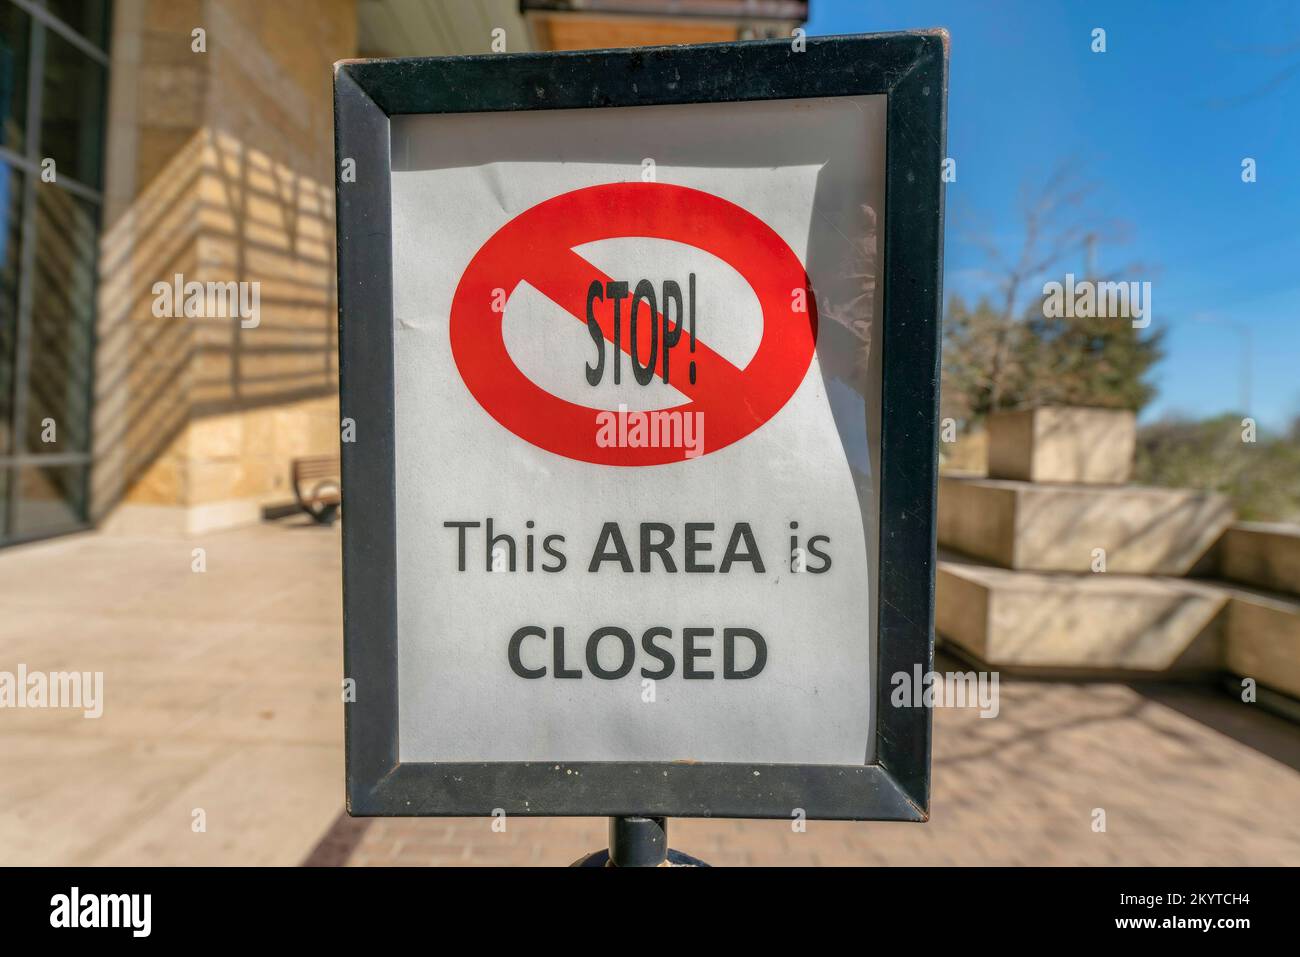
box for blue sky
[806,0,1300,430]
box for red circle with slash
[449,182,817,466]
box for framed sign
[334,31,946,820]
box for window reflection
[0,161,22,458]
[0,2,29,152]
[46,1,111,50]
[40,27,108,190]
[0,1,109,544]
[12,463,87,536]
[27,187,96,454]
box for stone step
[1210,522,1300,598]
[1214,580,1300,701]
[987,406,1135,484]
[936,555,1227,672]
[938,476,1232,574]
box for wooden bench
[291,455,341,525]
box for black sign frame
[334,31,946,821]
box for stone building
[0,0,807,545]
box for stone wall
[93,0,356,533]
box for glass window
[45,1,111,51]
[0,1,29,153]
[0,161,22,457]
[26,186,96,454]
[0,2,110,545]
[39,27,107,190]
[11,462,87,536]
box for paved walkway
[326,678,1300,866]
[3,521,1299,866]
[0,521,344,865]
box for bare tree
[944,163,1156,422]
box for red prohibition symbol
[449,182,817,466]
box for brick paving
[4,521,1297,867]
[331,675,1300,866]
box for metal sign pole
[573,816,710,867]
[609,816,667,867]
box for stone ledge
[937,555,1227,673]
[987,407,1135,485]
[938,476,1233,574]
[1212,580,1300,701]
[1213,522,1300,598]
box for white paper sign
[389,95,885,764]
